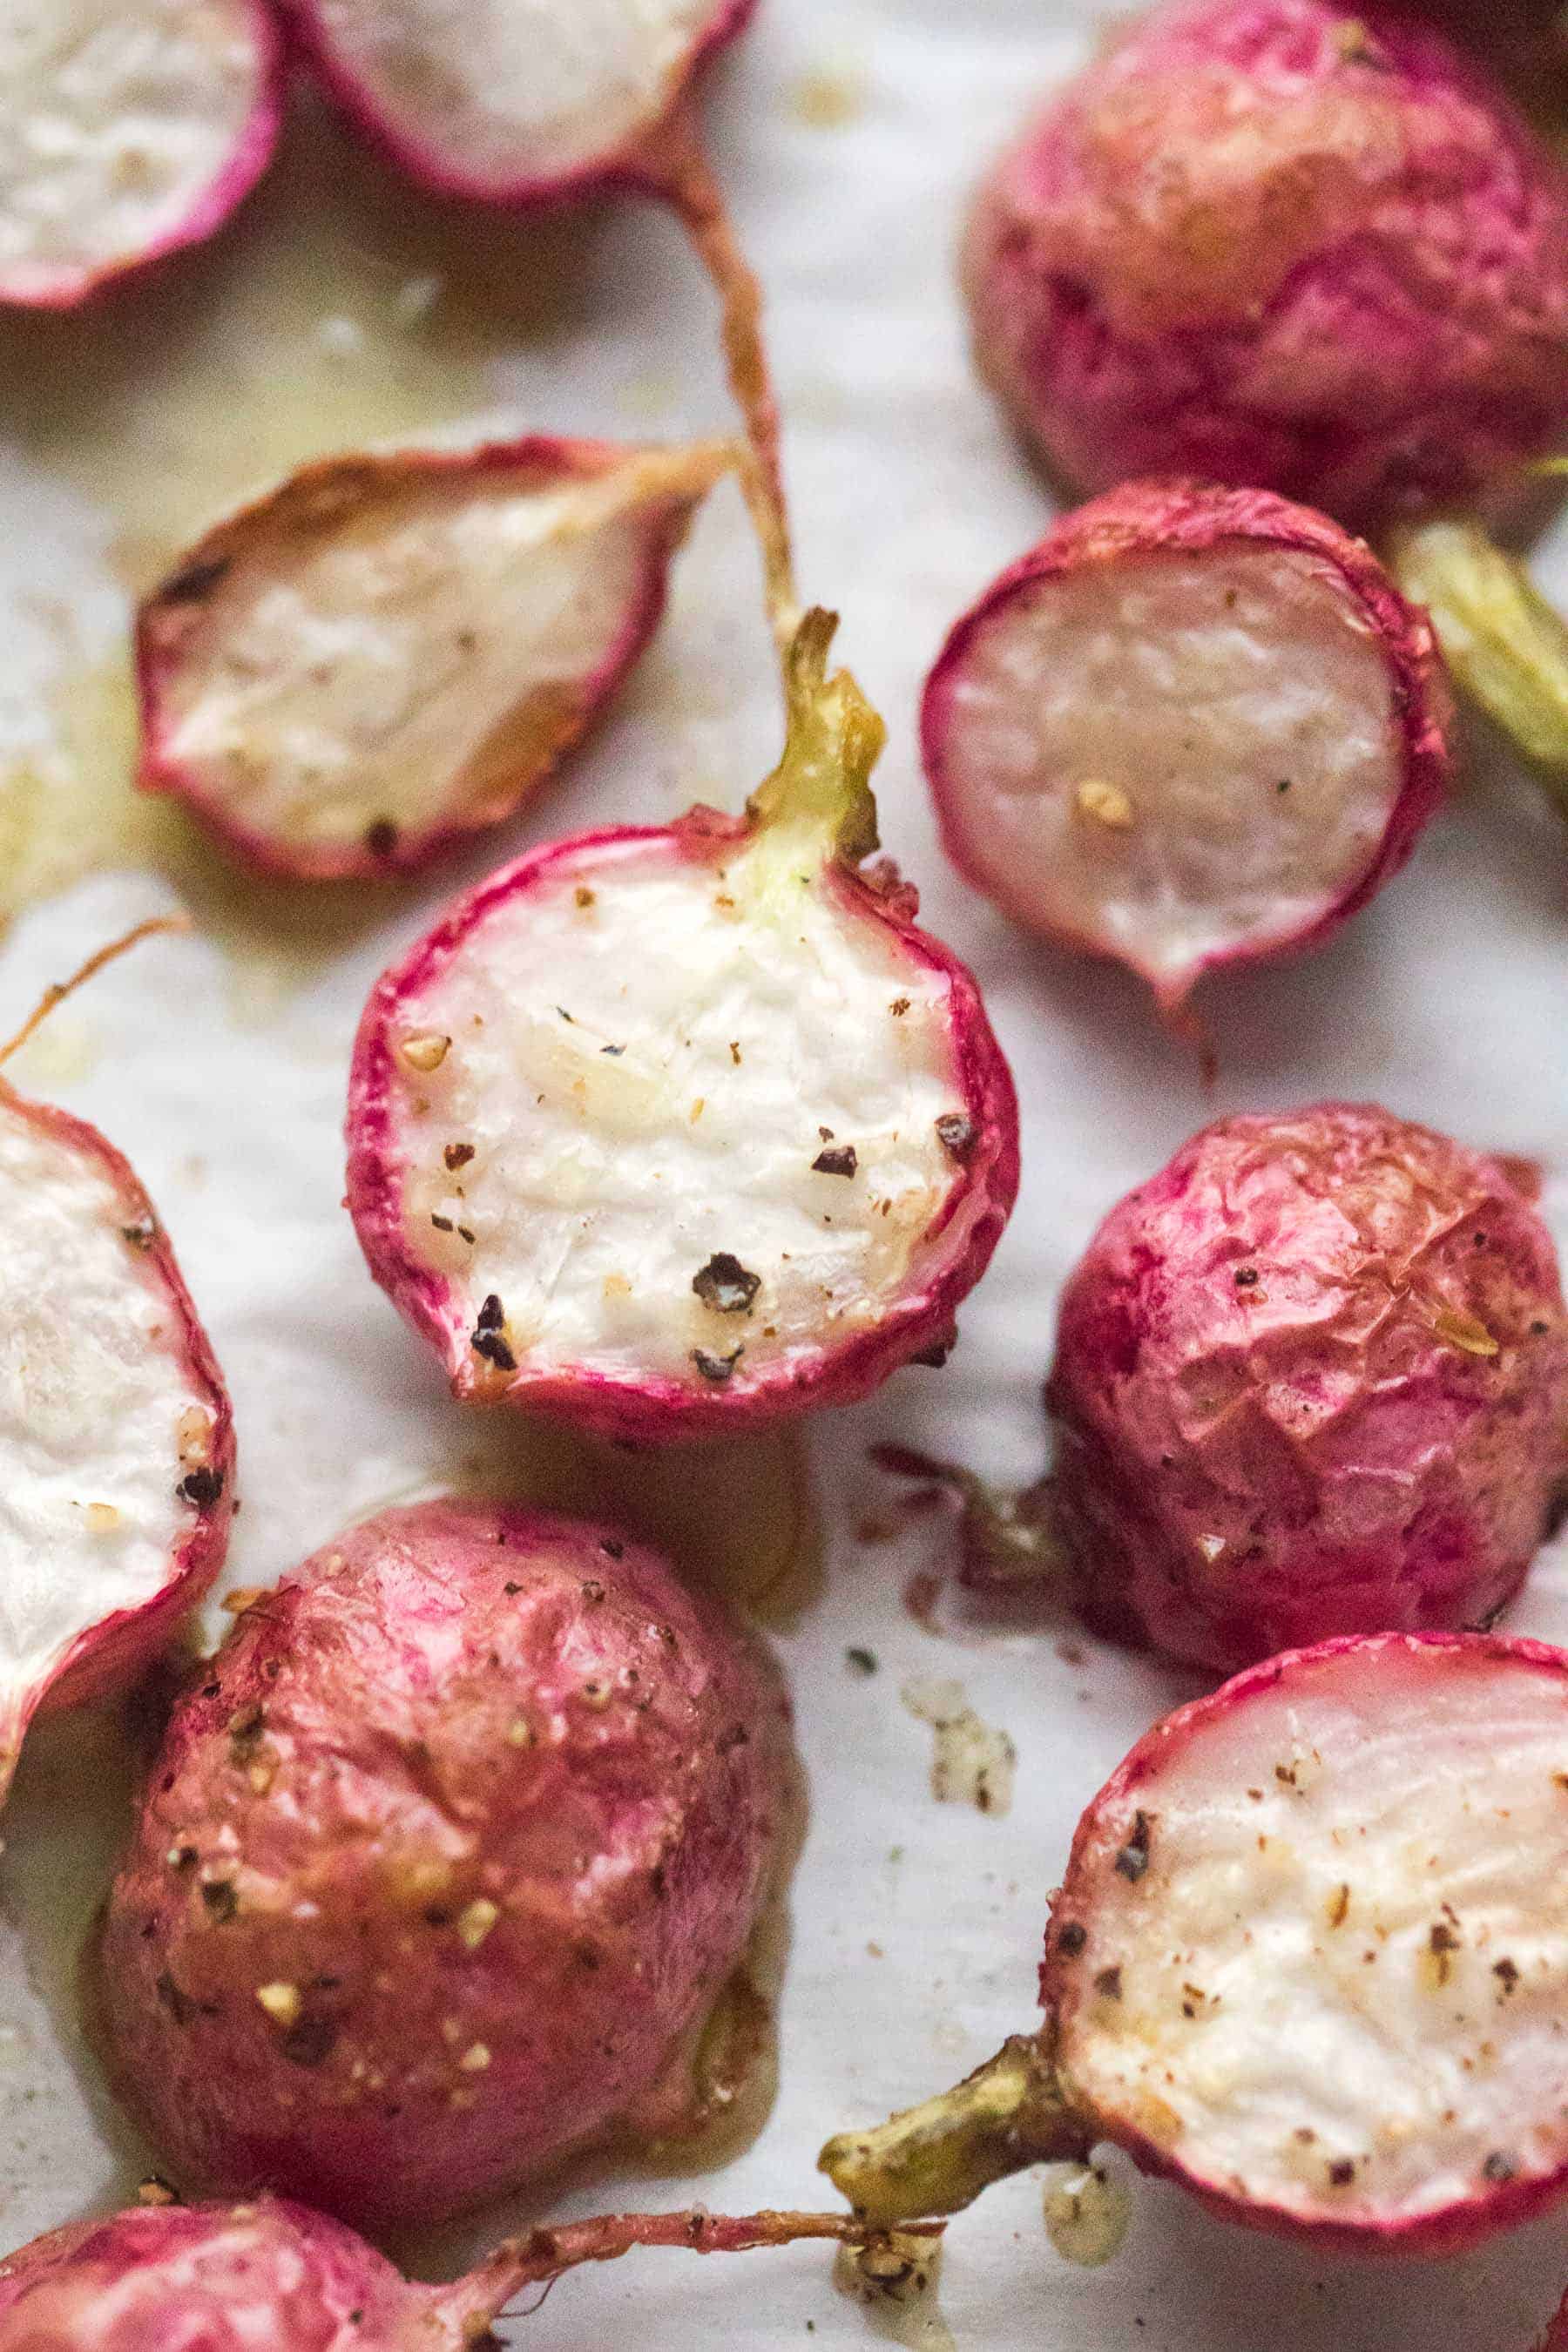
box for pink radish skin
[0,2193,865,2349]
[280,0,756,210]
[0,1078,233,1802]
[922,482,1452,1009]
[824,1633,1568,2257]
[136,437,730,882]
[97,1498,793,2229]
[345,614,1019,1443]
[0,1,283,312]
[1046,1102,1568,1674]
[963,0,1568,529]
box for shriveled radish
[0,2193,864,2349]
[922,483,1451,1008]
[880,1101,1568,1675]
[136,437,731,881]
[823,1632,1568,2255]
[346,611,1018,1443]
[98,1497,793,2227]
[280,0,754,208]
[0,0,283,310]
[963,0,1568,530]
[0,923,233,1810]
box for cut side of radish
[0,1085,232,1797]
[923,483,1451,1008]
[137,438,731,881]
[347,612,1019,1440]
[0,0,283,310]
[1047,1634,1568,2249]
[283,0,756,203]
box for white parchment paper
[0,3,1566,2345]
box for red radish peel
[823,1632,1568,2256]
[0,0,283,310]
[877,1102,1568,1674]
[0,918,233,1809]
[280,0,799,648]
[137,436,733,881]
[923,482,1452,1010]
[0,2193,876,2350]
[346,610,1019,1443]
[98,1497,793,2227]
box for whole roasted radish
[823,1632,1568,2255]
[0,0,283,309]
[137,437,732,881]
[0,923,233,1808]
[98,1497,792,2228]
[964,0,1568,531]
[0,2193,861,2349]
[882,1101,1568,1675]
[922,482,1452,1009]
[347,612,1018,1443]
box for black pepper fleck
[693,1252,761,1315]
[812,1145,858,1178]
[364,819,398,857]
[935,1114,976,1160]
[177,1466,224,1508]
[693,1347,743,1383]
[1113,1811,1152,1882]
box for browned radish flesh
[281,0,756,204]
[0,929,233,1806]
[345,612,1019,1443]
[0,0,282,310]
[823,1634,1568,2258]
[97,1497,793,2227]
[137,437,731,881]
[0,2193,867,2350]
[922,483,1452,1009]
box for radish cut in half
[922,483,1452,1010]
[0,2194,869,2352]
[0,923,233,1807]
[0,0,283,310]
[823,1634,1568,2258]
[137,437,732,881]
[281,0,755,207]
[347,611,1019,1442]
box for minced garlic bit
[458,2041,492,2072]
[84,1503,120,1534]
[456,1897,499,1950]
[1075,779,1136,830]
[1433,1307,1500,1358]
[902,1678,1017,1816]
[255,1982,301,2029]
[398,1031,452,1074]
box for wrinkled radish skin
[0,1089,232,1781]
[0,0,282,309]
[1047,1102,1568,1673]
[923,483,1450,1001]
[98,1499,791,2227]
[963,0,1568,524]
[137,439,728,881]
[347,620,1018,1440]
[1046,1635,1568,2250]
[284,0,755,202]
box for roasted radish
[0,2193,863,2349]
[0,923,233,1808]
[346,611,1018,1443]
[878,1102,1568,1675]
[0,0,283,310]
[823,1632,1568,2256]
[922,483,1452,1009]
[963,0,1568,531]
[98,1497,793,2227]
[136,436,732,881]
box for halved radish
[0,924,233,1808]
[823,1632,1568,2257]
[0,2193,865,2349]
[346,611,1019,1443]
[875,1100,1568,1675]
[0,0,283,311]
[136,436,732,881]
[923,483,1452,1011]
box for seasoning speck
[693,1347,744,1384]
[813,1145,858,1179]
[693,1253,761,1315]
